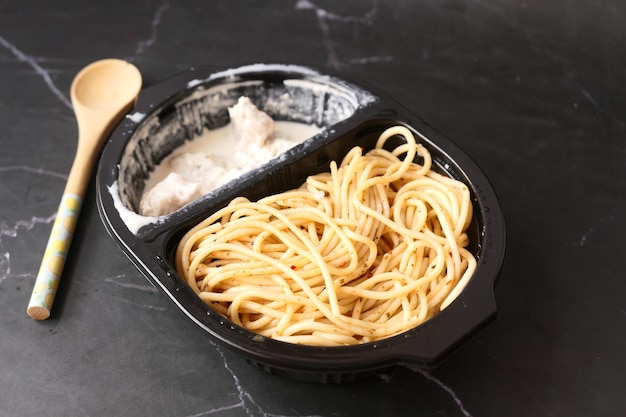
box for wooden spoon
[27,59,142,320]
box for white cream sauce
[143,121,319,191]
[139,120,319,217]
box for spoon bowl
[72,60,142,110]
[27,59,142,320]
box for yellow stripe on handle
[27,194,82,320]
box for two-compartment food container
[96,64,506,383]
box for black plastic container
[96,64,506,383]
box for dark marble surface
[1,1,625,416]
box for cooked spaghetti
[175,126,476,346]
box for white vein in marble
[135,0,171,55]
[0,35,72,109]
[414,368,473,417]
[295,0,381,69]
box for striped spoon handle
[27,194,82,320]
